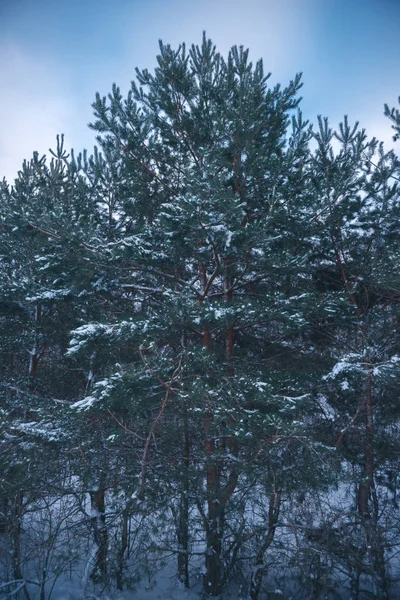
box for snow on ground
[52,571,204,600]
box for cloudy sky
[1,0,399,182]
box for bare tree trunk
[11,491,31,600]
[204,496,226,596]
[28,304,46,394]
[177,404,190,587]
[357,374,389,600]
[349,567,361,600]
[203,412,222,597]
[116,502,130,590]
[250,489,281,600]
[89,488,108,583]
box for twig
[138,351,183,494]
[27,223,98,250]
[107,410,147,441]
[335,399,366,448]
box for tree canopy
[1,35,399,600]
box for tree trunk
[116,502,130,590]
[349,568,360,600]
[204,498,225,596]
[11,491,31,600]
[200,260,238,596]
[89,488,108,583]
[28,304,45,393]
[357,375,389,600]
[250,489,281,600]
[202,383,238,596]
[203,412,223,596]
[177,404,190,587]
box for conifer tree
[71,34,324,596]
[303,115,400,599]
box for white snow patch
[71,396,98,411]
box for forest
[1,36,400,600]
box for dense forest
[1,36,400,600]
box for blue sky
[1,0,399,182]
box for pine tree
[0,137,125,593]
[70,34,326,596]
[302,114,400,598]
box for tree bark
[250,489,281,600]
[116,502,130,590]
[89,488,108,583]
[11,491,31,600]
[202,258,239,596]
[177,404,190,587]
[357,373,389,600]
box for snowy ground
[51,570,204,600]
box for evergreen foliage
[0,35,399,600]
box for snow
[322,352,364,380]
[16,421,64,441]
[254,381,268,391]
[71,395,98,411]
[225,229,234,249]
[51,571,204,600]
[26,289,72,301]
[68,322,139,356]
[273,393,309,403]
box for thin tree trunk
[39,568,46,600]
[11,491,31,600]
[116,503,130,590]
[204,497,225,596]
[250,489,281,600]
[28,304,45,393]
[350,568,360,600]
[357,373,389,600]
[203,412,223,596]
[200,261,225,595]
[177,404,190,587]
[89,488,108,583]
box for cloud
[1,0,397,186]
[0,43,82,183]
[115,0,321,97]
[198,0,318,75]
